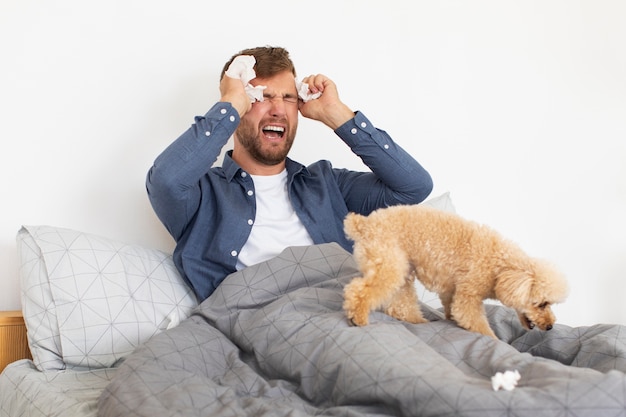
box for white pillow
[18,225,198,371]
[421,191,456,213]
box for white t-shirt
[236,169,314,270]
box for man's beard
[235,118,296,166]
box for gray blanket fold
[98,243,626,417]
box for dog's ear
[531,260,569,303]
[494,269,534,308]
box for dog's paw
[345,310,369,326]
[459,323,498,339]
[385,305,428,324]
[404,316,429,325]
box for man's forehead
[250,72,297,92]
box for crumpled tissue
[295,78,322,102]
[225,55,266,102]
[225,55,322,103]
[491,370,521,391]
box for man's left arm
[333,111,433,214]
[298,74,432,213]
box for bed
[0,224,198,417]
[2,194,626,416]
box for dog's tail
[344,212,368,241]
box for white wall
[2,0,625,327]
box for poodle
[342,204,569,339]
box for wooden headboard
[0,311,32,373]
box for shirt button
[241,172,248,178]
[384,144,390,149]
[247,219,253,225]
[351,128,357,134]
[229,115,236,122]
[230,250,238,257]
[360,122,367,128]
[247,190,254,196]
[204,131,211,136]
[220,108,227,114]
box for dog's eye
[537,302,549,309]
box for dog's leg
[384,278,427,324]
[343,251,410,326]
[450,293,497,339]
[343,276,373,326]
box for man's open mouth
[262,125,285,139]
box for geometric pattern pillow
[17,225,198,371]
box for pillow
[17,225,198,371]
[421,191,456,213]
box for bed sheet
[0,359,116,417]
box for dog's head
[495,260,569,332]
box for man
[147,46,433,301]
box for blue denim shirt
[147,102,433,300]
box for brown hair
[220,46,296,79]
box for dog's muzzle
[523,315,535,330]
[522,314,553,331]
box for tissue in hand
[296,78,322,102]
[225,55,265,102]
[225,55,322,103]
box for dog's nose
[546,324,553,331]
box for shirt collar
[222,150,310,182]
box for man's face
[234,70,299,167]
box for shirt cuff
[335,111,388,149]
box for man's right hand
[219,75,251,118]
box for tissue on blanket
[491,370,521,391]
[225,55,266,102]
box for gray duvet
[98,243,626,416]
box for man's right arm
[146,103,240,239]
